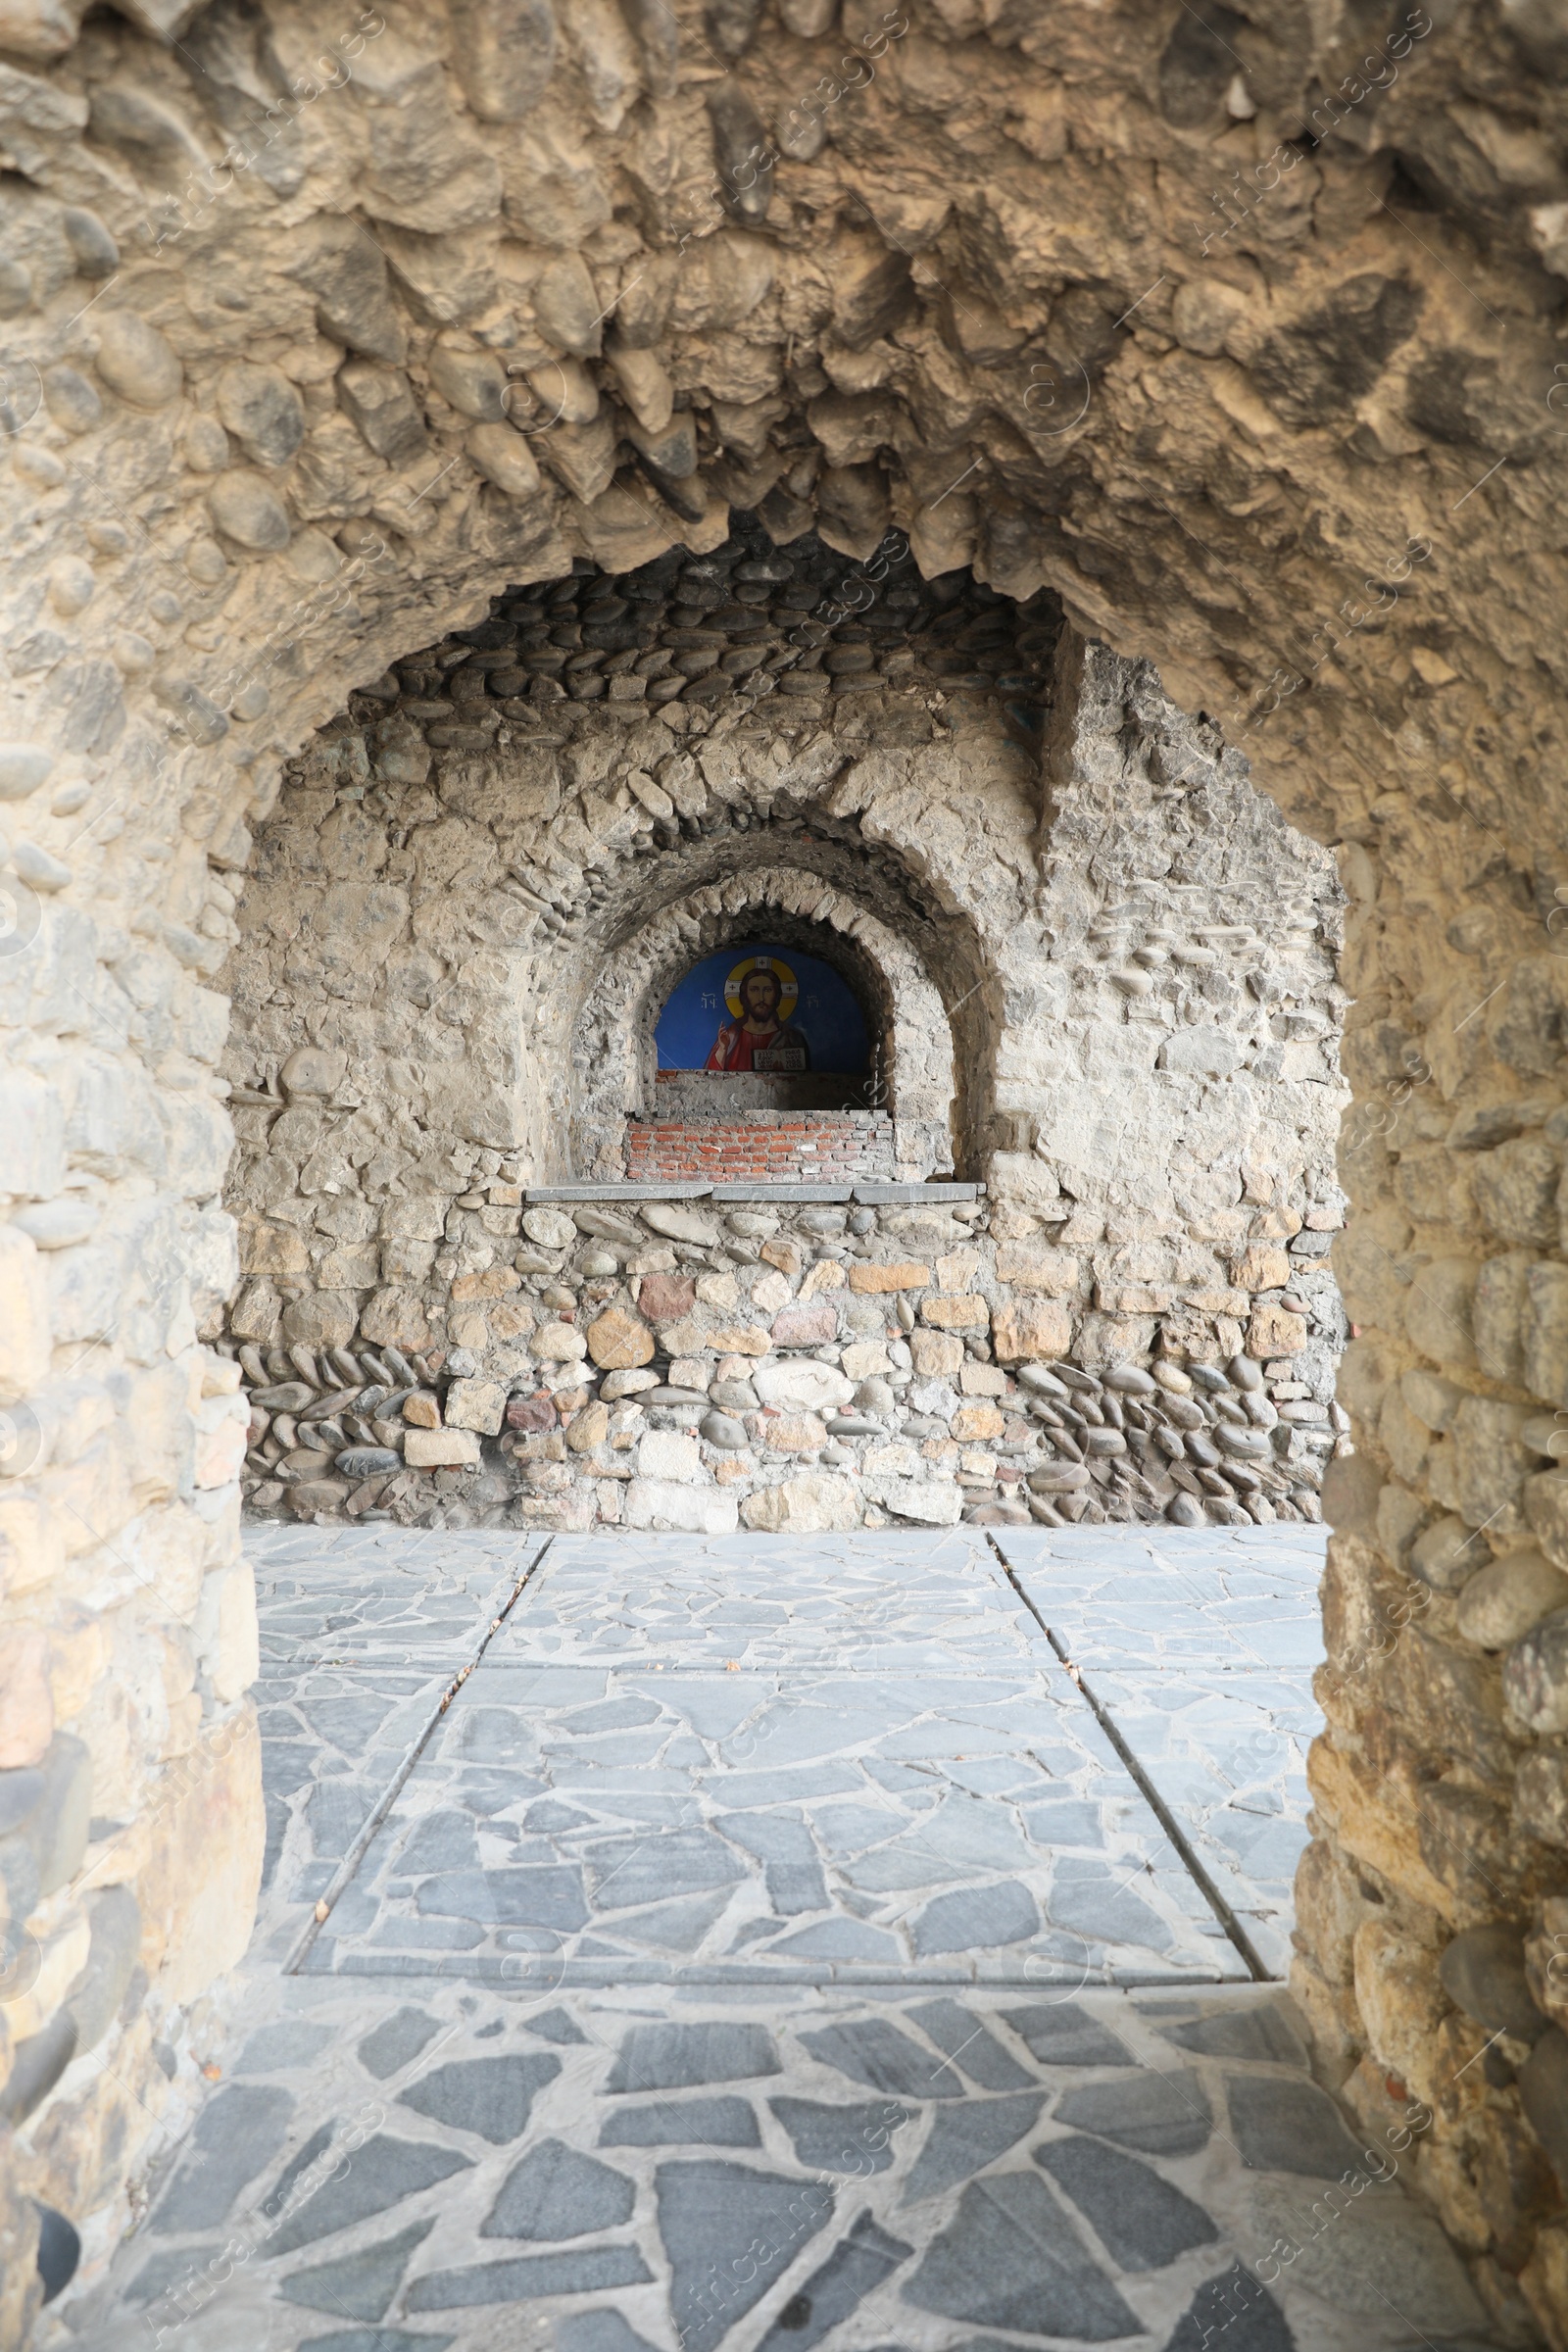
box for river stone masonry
[223,1184,1344,1536]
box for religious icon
[706,955,811,1072]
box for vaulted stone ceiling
[3,0,1563,885]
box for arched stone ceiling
[2,0,1562,906]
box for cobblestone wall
[226,1184,1343,1537]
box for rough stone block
[579,1308,652,1379]
[849,1261,930,1293]
[1248,1302,1307,1358]
[953,1401,1004,1443]
[636,1273,696,1324]
[638,1430,701,1483]
[533,1321,589,1361]
[770,1303,837,1347]
[840,1340,891,1380]
[922,1294,989,1331]
[753,1361,854,1412]
[991,1298,1068,1361]
[625,1479,738,1534]
[0,1632,53,1769]
[136,1706,263,2002]
[909,1330,964,1378]
[993,1245,1077,1294]
[445,1377,508,1435]
[871,1477,964,1526]
[405,1428,483,1468]
[741,1473,859,1531]
[0,1226,50,1402]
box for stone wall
[0,0,1564,2328]
[624,1108,896,1181]
[227,1181,1342,1536]
[217,548,1348,1396]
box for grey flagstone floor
[45,1528,1502,2352]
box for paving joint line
[282,1535,556,1975]
[984,1534,1273,1984]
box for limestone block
[908,1330,963,1378]
[280,1293,360,1349]
[741,1473,859,1532]
[770,1303,837,1348]
[1403,1257,1479,1371]
[695,1271,741,1309]
[799,1259,845,1298]
[936,1248,982,1293]
[1474,1251,1532,1385]
[403,1392,442,1429]
[840,1341,891,1381]
[753,1360,854,1413]
[1524,1262,1568,1404]
[869,1477,964,1527]
[1447,1396,1534,1530]
[565,1401,610,1452]
[0,1077,64,1203]
[136,1706,263,2001]
[953,1401,1004,1443]
[959,1362,1008,1396]
[360,1289,433,1348]
[922,1294,989,1331]
[1457,1549,1568,1650]
[749,1269,790,1314]
[849,1260,930,1292]
[706,1324,773,1356]
[533,1321,588,1361]
[445,1377,508,1434]
[188,1383,241,1478]
[1247,1301,1307,1357]
[750,1411,826,1454]
[991,1297,1068,1360]
[1233,1244,1292,1290]
[637,1429,700,1482]
[625,1478,737,1533]
[0,1630,52,1767]
[404,1428,482,1467]
[636,1272,696,1323]
[586,1305,654,1368]
[993,1244,1077,1294]
[191,1562,260,1703]
[0,1230,48,1423]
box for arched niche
[567,868,964,1181]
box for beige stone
[908,1330,964,1378]
[403,1392,442,1428]
[445,1376,508,1435]
[840,1340,892,1381]
[953,1401,1004,1443]
[1232,1244,1293,1291]
[533,1321,589,1361]
[741,1473,860,1532]
[586,1305,655,1368]
[137,1706,264,2002]
[959,1362,1008,1396]
[565,1401,611,1452]
[922,1294,989,1331]
[752,1410,828,1454]
[706,1324,773,1356]
[993,1244,1077,1295]
[0,1226,49,1403]
[209,1564,261,1704]
[0,1628,53,1767]
[936,1248,982,1293]
[404,1428,483,1467]
[799,1259,846,1298]
[749,1269,791,1314]
[849,1261,930,1293]
[1248,1302,1307,1357]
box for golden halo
[724,955,798,1022]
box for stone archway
[568,864,965,1179]
[0,0,1566,2335]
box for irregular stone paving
[993,1530,1327,1982]
[48,1529,1504,2352]
[303,1533,1249,1989]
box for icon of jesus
[706,957,811,1072]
